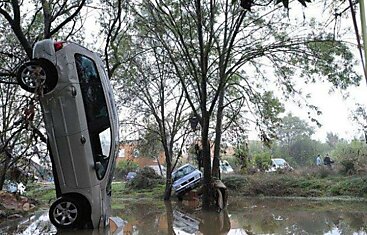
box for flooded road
[1,197,367,234]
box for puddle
[1,197,367,234]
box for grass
[24,169,367,209]
[222,172,367,198]
[24,183,56,205]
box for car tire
[49,196,85,229]
[17,60,58,94]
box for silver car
[172,164,202,198]
[16,39,119,229]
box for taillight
[54,41,64,51]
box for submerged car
[267,158,293,172]
[17,39,119,229]
[172,164,202,198]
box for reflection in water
[1,198,367,234]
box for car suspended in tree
[16,39,119,229]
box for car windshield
[173,165,195,181]
[273,159,286,165]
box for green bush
[340,159,356,175]
[128,167,164,189]
[222,175,248,191]
[253,152,271,171]
[114,160,139,179]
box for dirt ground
[0,190,37,221]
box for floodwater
[1,197,367,234]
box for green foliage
[253,152,271,171]
[223,172,367,198]
[234,144,250,168]
[127,167,164,190]
[222,174,248,191]
[137,124,163,160]
[114,160,139,179]
[272,114,330,166]
[25,183,55,203]
[276,113,314,144]
[304,39,361,89]
[331,140,367,175]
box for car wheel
[49,197,84,229]
[17,60,57,94]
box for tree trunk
[163,159,173,201]
[201,115,214,210]
[213,87,225,179]
[0,151,10,189]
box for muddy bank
[0,191,38,222]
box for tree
[326,132,341,148]
[115,31,191,199]
[136,124,165,174]
[0,0,89,188]
[126,0,361,210]
[351,104,367,143]
[0,0,87,58]
[276,113,314,146]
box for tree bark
[0,151,11,190]
[212,87,225,179]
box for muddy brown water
[1,197,367,234]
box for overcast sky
[83,1,367,142]
[290,2,367,142]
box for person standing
[323,154,334,168]
[316,155,322,166]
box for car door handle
[80,135,86,144]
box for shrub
[114,160,139,179]
[128,167,164,189]
[253,152,271,171]
[222,175,248,191]
[340,159,356,175]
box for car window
[274,159,285,166]
[75,54,111,180]
[173,165,195,181]
[75,54,109,131]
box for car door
[75,54,112,181]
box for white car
[17,39,119,229]
[267,158,293,172]
[172,164,202,199]
[220,160,234,174]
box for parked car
[172,164,202,198]
[126,172,137,181]
[17,39,119,229]
[266,158,293,172]
[220,160,234,174]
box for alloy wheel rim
[20,65,46,89]
[53,201,78,226]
